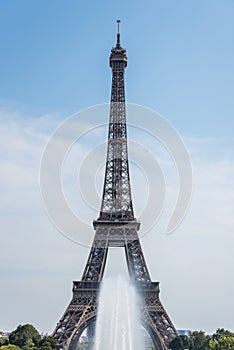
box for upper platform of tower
[109,20,127,69]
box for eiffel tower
[52,21,177,350]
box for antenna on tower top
[117,19,120,34]
[116,19,121,47]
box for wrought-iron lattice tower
[53,21,177,350]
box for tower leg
[125,237,151,282]
[139,283,177,349]
[53,282,98,350]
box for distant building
[177,329,192,337]
[0,331,8,337]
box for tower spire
[117,19,121,47]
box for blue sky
[0,0,233,135]
[0,0,234,336]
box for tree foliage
[208,336,234,350]
[0,338,9,347]
[170,331,211,350]
[212,328,234,340]
[2,325,57,350]
[191,330,211,350]
[170,334,193,350]
[9,324,40,348]
[39,336,56,350]
[0,345,21,350]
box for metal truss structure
[52,21,177,350]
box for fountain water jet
[94,276,144,350]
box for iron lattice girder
[100,68,134,220]
[81,221,151,283]
[53,282,98,350]
[100,139,133,217]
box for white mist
[94,276,144,350]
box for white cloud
[0,110,234,334]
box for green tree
[22,338,37,350]
[208,336,234,349]
[169,334,193,350]
[170,336,183,350]
[39,336,56,350]
[0,337,9,347]
[212,329,234,340]
[9,324,40,348]
[0,345,21,350]
[191,331,210,350]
